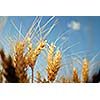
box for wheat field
[0,16,100,83]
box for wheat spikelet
[72,67,80,83]
[24,37,32,66]
[15,41,25,56]
[82,58,89,83]
[47,43,55,66]
[53,50,62,69]
[47,43,62,82]
[14,41,26,68]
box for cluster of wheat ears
[0,16,99,83]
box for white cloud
[68,20,80,30]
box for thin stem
[31,67,34,83]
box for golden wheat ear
[46,43,62,83]
[72,67,80,83]
[13,40,30,83]
[82,58,89,83]
[0,49,20,83]
[46,43,55,82]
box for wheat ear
[24,39,47,82]
[82,58,89,83]
[47,43,62,82]
[14,41,29,82]
[72,67,80,83]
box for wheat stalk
[0,71,3,83]
[36,70,41,83]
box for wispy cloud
[0,16,7,32]
[68,20,80,30]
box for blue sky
[1,16,100,52]
[0,16,100,81]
